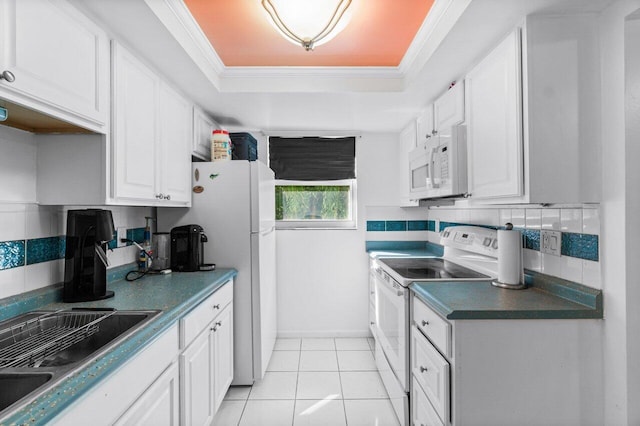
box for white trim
[145,0,224,88]
[402,0,473,85]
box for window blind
[269,136,356,181]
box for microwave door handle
[429,146,440,188]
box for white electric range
[371,226,500,426]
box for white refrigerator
[158,161,277,385]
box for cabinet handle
[425,134,431,139]
[216,321,222,327]
[419,366,428,373]
[0,70,15,83]
[421,320,429,327]
[370,321,375,325]
[213,304,220,310]
[432,129,438,135]
[156,193,164,199]
[164,194,171,200]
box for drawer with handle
[181,279,233,347]
[411,326,450,424]
[414,296,451,358]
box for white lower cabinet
[412,377,444,426]
[411,294,603,425]
[50,324,180,426]
[181,280,234,426]
[181,321,216,426]
[114,362,180,426]
[49,280,235,426]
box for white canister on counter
[211,129,232,161]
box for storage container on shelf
[230,132,258,161]
[211,129,232,161]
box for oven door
[373,270,409,391]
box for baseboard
[277,330,373,339]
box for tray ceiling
[183,0,434,67]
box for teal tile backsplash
[368,217,599,262]
[0,240,25,270]
[0,227,145,271]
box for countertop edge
[410,282,603,321]
[2,268,238,426]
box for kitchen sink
[0,309,160,418]
[0,372,53,411]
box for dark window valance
[269,137,356,181]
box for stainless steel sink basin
[0,309,160,418]
[0,372,53,411]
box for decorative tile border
[26,237,63,265]
[366,220,436,232]
[0,240,25,270]
[0,227,148,271]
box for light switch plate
[117,227,127,248]
[541,230,562,256]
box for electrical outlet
[540,230,562,256]
[117,227,127,248]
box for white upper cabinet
[112,42,158,202]
[192,106,217,161]
[111,41,191,206]
[465,15,601,203]
[416,103,434,147]
[0,0,109,132]
[158,84,192,204]
[466,30,523,200]
[434,81,465,130]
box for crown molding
[399,0,473,85]
[145,0,225,88]
[219,66,405,93]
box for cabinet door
[114,362,180,426]
[181,327,215,426]
[434,82,464,130]
[0,0,108,129]
[466,30,523,199]
[193,106,216,160]
[158,84,192,205]
[212,304,234,411]
[112,42,158,202]
[416,104,435,144]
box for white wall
[0,125,151,299]
[276,133,400,337]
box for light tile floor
[213,337,401,426]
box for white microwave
[408,125,468,200]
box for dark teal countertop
[0,266,237,426]
[411,271,603,320]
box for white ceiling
[73,0,614,134]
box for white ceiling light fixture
[261,0,353,51]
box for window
[269,136,356,229]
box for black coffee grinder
[63,209,115,302]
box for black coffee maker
[63,209,115,302]
[170,224,214,272]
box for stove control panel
[440,226,498,257]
